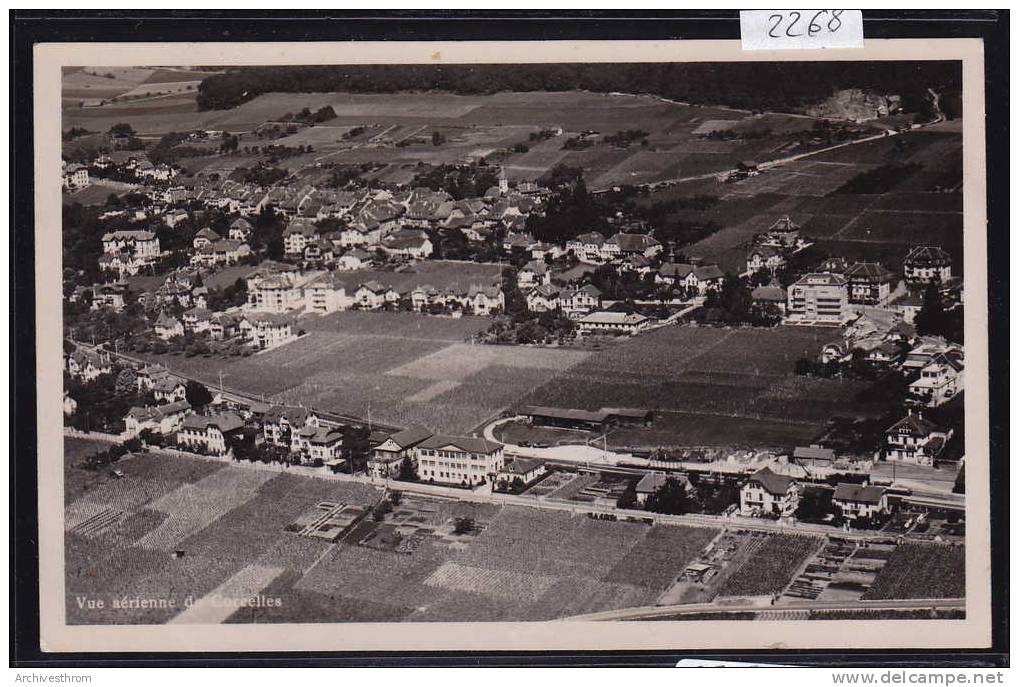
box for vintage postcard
[35,38,991,653]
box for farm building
[739,467,800,517]
[833,483,889,522]
[792,445,837,470]
[415,435,505,486]
[369,425,433,479]
[519,405,654,432]
[576,311,653,335]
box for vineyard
[863,543,966,600]
[717,533,823,598]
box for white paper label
[740,10,864,50]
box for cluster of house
[739,408,956,522]
[745,216,810,276]
[738,467,893,523]
[781,244,953,325]
[152,307,299,350]
[98,229,162,278]
[819,309,964,406]
[243,261,507,317]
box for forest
[195,62,962,118]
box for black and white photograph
[30,37,993,654]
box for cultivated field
[518,325,883,450]
[863,543,966,600]
[63,88,871,189]
[678,130,963,274]
[65,446,724,624]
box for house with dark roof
[283,220,319,256]
[746,245,786,274]
[192,227,222,249]
[655,263,725,295]
[124,400,192,437]
[262,405,320,446]
[151,376,187,403]
[380,228,433,259]
[845,262,897,305]
[634,471,672,507]
[739,467,800,517]
[601,233,663,261]
[833,483,889,521]
[566,232,607,263]
[176,412,247,455]
[290,425,344,463]
[495,458,548,491]
[369,426,434,479]
[415,434,505,486]
[154,311,184,340]
[885,410,953,466]
[904,246,952,284]
[66,348,113,382]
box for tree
[184,380,213,408]
[397,456,418,482]
[644,477,690,515]
[115,368,137,395]
[915,281,948,338]
[108,123,135,137]
[453,516,475,535]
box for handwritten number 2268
[767,10,844,38]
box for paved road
[563,597,966,622]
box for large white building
[415,435,505,486]
[786,273,850,324]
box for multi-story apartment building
[415,435,505,486]
[786,273,850,324]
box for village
[60,70,968,622]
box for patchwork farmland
[64,88,888,190]
[65,441,725,624]
[65,442,965,624]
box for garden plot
[287,502,368,542]
[136,468,276,551]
